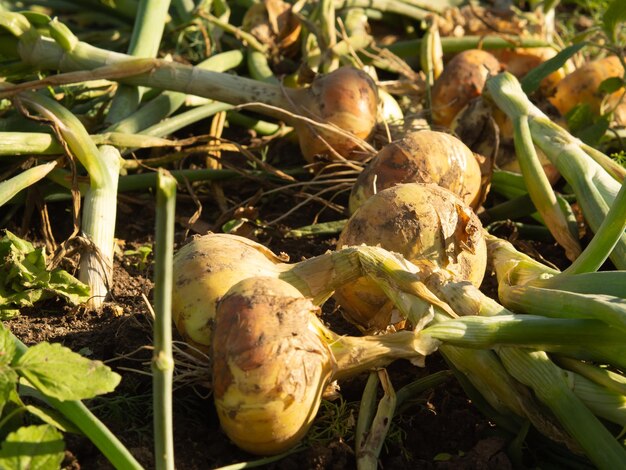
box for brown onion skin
[349,130,483,213]
[431,49,501,128]
[549,56,625,118]
[212,277,333,455]
[335,183,487,332]
[295,67,379,163]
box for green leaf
[602,0,626,44]
[598,76,624,94]
[0,424,64,470]
[0,230,90,311]
[25,405,81,434]
[577,115,611,146]
[16,342,121,401]
[521,43,586,94]
[0,323,16,366]
[565,103,595,134]
[0,366,18,416]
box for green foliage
[565,104,611,146]
[15,342,121,401]
[0,323,122,467]
[602,0,626,44]
[521,43,586,94]
[123,244,153,270]
[0,231,90,319]
[0,424,65,470]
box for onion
[335,183,487,332]
[549,56,625,120]
[431,49,501,128]
[349,130,483,213]
[212,276,332,455]
[295,67,378,163]
[212,276,437,455]
[172,234,285,352]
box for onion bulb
[212,276,438,455]
[431,49,501,128]
[212,276,332,455]
[172,234,285,352]
[295,67,378,163]
[335,183,487,332]
[349,130,483,213]
[549,56,625,120]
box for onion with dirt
[335,183,487,332]
[211,276,333,455]
[349,130,484,213]
[212,276,437,455]
[431,49,501,128]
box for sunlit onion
[335,183,487,332]
[431,49,501,128]
[295,67,379,162]
[212,276,437,455]
[349,130,483,213]
[172,234,285,352]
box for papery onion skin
[172,234,285,353]
[349,130,483,213]
[431,49,501,128]
[212,276,334,455]
[335,183,487,332]
[295,67,379,163]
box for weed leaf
[0,230,90,311]
[0,424,64,470]
[0,366,18,416]
[0,323,16,365]
[16,343,121,401]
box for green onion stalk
[0,160,58,207]
[485,72,626,269]
[486,198,626,331]
[152,170,176,470]
[106,0,171,124]
[106,50,245,135]
[5,14,379,162]
[13,91,120,308]
[352,246,626,467]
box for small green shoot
[123,244,153,271]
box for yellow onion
[431,49,501,128]
[212,276,333,455]
[172,234,285,352]
[295,67,378,163]
[172,232,372,352]
[549,56,625,121]
[349,130,483,213]
[335,183,487,332]
[212,276,437,455]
